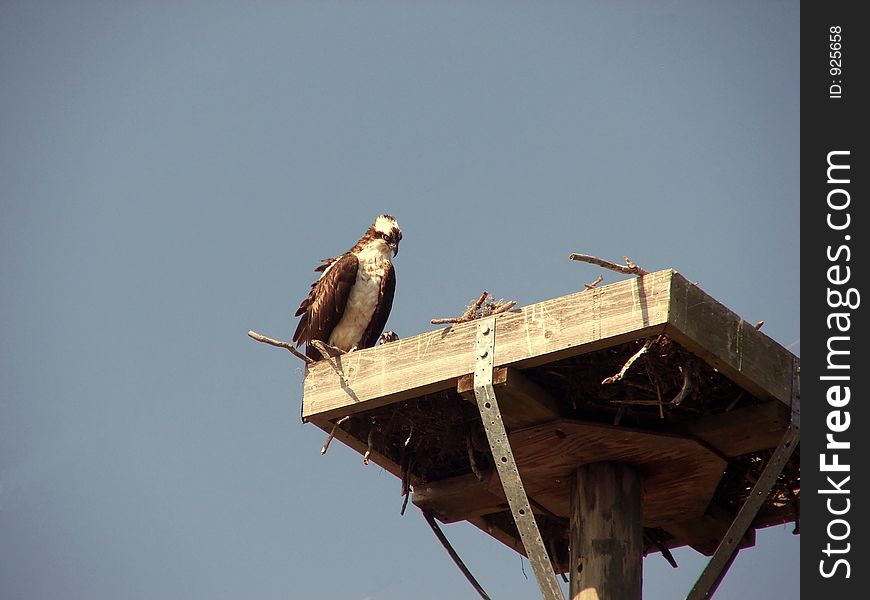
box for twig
[482,299,517,317]
[645,532,678,568]
[467,431,484,482]
[400,457,412,516]
[668,365,692,407]
[569,253,648,276]
[602,338,656,384]
[363,426,374,465]
[431,291,489,324]
[320,416,350,455]
[423,511,493,600]
[310,340,347,382]
[247,330,313,364]
[548,538,569,584]
[585,274,605,290]
[404,423,414,447]
[725,391,745,413]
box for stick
[363,427,374,465]
[431,291,489,324]
[247,330,313,364]
[668,365,692,407]
[602,338,656,384]
[569,253,648,276]
[400,457,412,516]
[467,432,484,482]
[548,538,569,583]
[423,511,493,600]
[310,340,347,382]
[320,416,350,455]
[483,299,517,317]
[585,274,605,290]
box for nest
[329,334,798,559]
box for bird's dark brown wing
[359,262,395,349]
[293,253,359,358]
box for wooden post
[570,462,643,600]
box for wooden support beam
[678,401,791,458]
[457,366,563,429]
[570,462,643,600]
[412,471,506,523]
[661,504,756,556]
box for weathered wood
[680,401,790,458]
[412,471,506,523]
[303,270,675,420]
[665,273,793,407]
[570,462,643,600]
[409,402,788,531]
[457,367,563,429]
[510,420,726,526]
[661,504,756,556]
[410,419,725,527]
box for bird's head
[371,214,402,256]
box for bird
[293,214,402,359]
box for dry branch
[668,365,692,407]
[431,291,517,325]
[363,426,374,465]
[602,338,657,384]
[569,253,648,276]
[467,432,484,482]
[309,340,347,382]
[247,330,313,364]
[320,416,350,455]
[585,274,605,290]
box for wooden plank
[410,420,726,527]
[457,367,563,429]
[680,401,790,458]
[412,471,506,523]
[509,420,726,526]
[665,273,795,408]
[661,504,756,556]
[302,270,675,421]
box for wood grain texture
[303,270,675,420]
[510,420,727,526]
[570,463,643,600]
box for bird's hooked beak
[389,240,399,257]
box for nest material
[329,335,799,550]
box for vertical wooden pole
[569,462,643,600]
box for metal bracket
[686,423,800,600]
[473,318,564,600]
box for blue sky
[1,2,798,599]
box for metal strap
[686,423,800,600]
[473,318,564,600]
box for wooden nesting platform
[301,269,800,571]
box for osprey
[293,214,402,359]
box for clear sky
[1,1,799,599]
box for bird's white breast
[328,240,392,351]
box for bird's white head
[370,214,402,256]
